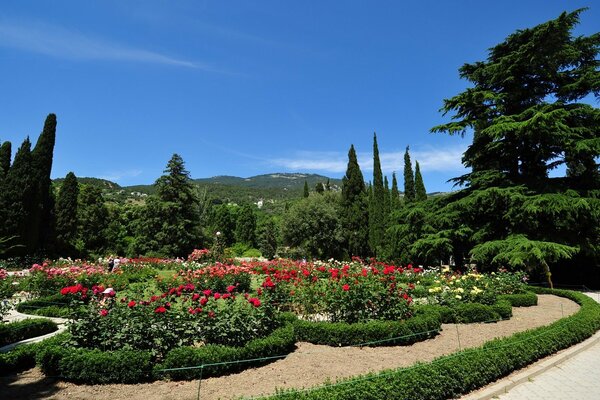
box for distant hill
[53,177,122,190]
[194,173,342,190]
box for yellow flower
[455,295,462,300]
[428,287,442,293]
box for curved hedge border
[33,318,297,384]
[156,323,297,380]
[0,318,58,347]
[499,291,538,307]
[417,300,513,324]
[0,332,69,376]
[259,288,600,400]
[16,294,71,318]
[294,310,441,347]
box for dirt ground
[1,294,579,400]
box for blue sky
[0,1,598,192]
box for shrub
[156,323,296,380]
[416,300,512,324]
[16,294,72,318]
[0,318,58,347]
[498,291,538,307]
[293,311,441,347]
[0,332,70,376]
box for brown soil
[1,294,579,400]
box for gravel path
[1,294,579,400]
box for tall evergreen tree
[31,114,57,252]
[55,172,79,253]
[0,138,35,251]
[77,185,109,254]
[303,180,309,198]
[391,172,400,210]
[235,204,257,247]
[212,205,235,246]
[315,182,325,194]
[134,154,201,257]
[383,175,391,216]
[0,141,11,178]
[341,145,369,257]
[403,147,415,203]
[325,179,331,191]
[257,218,278,259]
[414,161,427,201]
[369,133,386,253]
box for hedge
[415,299,512,324]
[0,332,69,376]
[156,323,297,380]
[498,291,538,307]
[0,318,58,347]
[259,289,600,400]
[16,294,72,318]
[294,311,441,347]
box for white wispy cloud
[0,19,211,69]
[269,145,468,174]
[98,169,143,182]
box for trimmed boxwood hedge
[294,311,441,347]
[16,294,72,318]
[156,323,297,380]
[414,299,512,324]
[258,288,600,400]
[0,318,58,347]
[0,332,69,376]
[499,291,538,307]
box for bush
[0,318,58,347]
[416,300,512,324]
[0,332,70,376]
[294,311,441,347]
[498,291,538,307]
[258,289,600,400]
[242,248,262,258]
[157,323,296,380]
[16,294,72,318]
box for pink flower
[99,309,108,317]
[226,285,236,293]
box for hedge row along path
[1,294,578,400]
[0,308,68,353]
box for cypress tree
[326,179,331,191]
[55,172,79,252]
[303,180,309,198]
[235,204,257,247]
[0,141,11,178]
[383,175,391,216]
[213,205,235,246]
[369,133,386,253]
[403,146,415,203]
[341,144,369,257]
[31,113,57,252]
[391,172,400,210]
[1,138,35,252]
[78,185,109,254]
[415,161,427,201]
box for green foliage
[369,133,386,254]
[341,145,370,257]
[391,172,401,210]
[281,192,344,259]
[403,146,415,203]
[315,182,325,194]
[0,140,10,178]
[16,294,72,318]
[55,172,79,254]
[77,185,109,255]
[0,318,58,347]
[0,331,69,376]
[303,180,309,198]
[414,161,427,201]
[294,311,440,347]
[212,204,236,246]
[235,204,257,247]
[418,300,512,324]
[157,323,296,380]
[498,292,538,307]
[257,218,278,259]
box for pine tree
[303,180,309,198]
[415,161,427,201]
[403,147,415,203]
[55,172,79,253]
[31,113,57,252]
[391,172,400,210]
[341,145,369,257]
[235,204,257,247]
[369,133,386,253]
